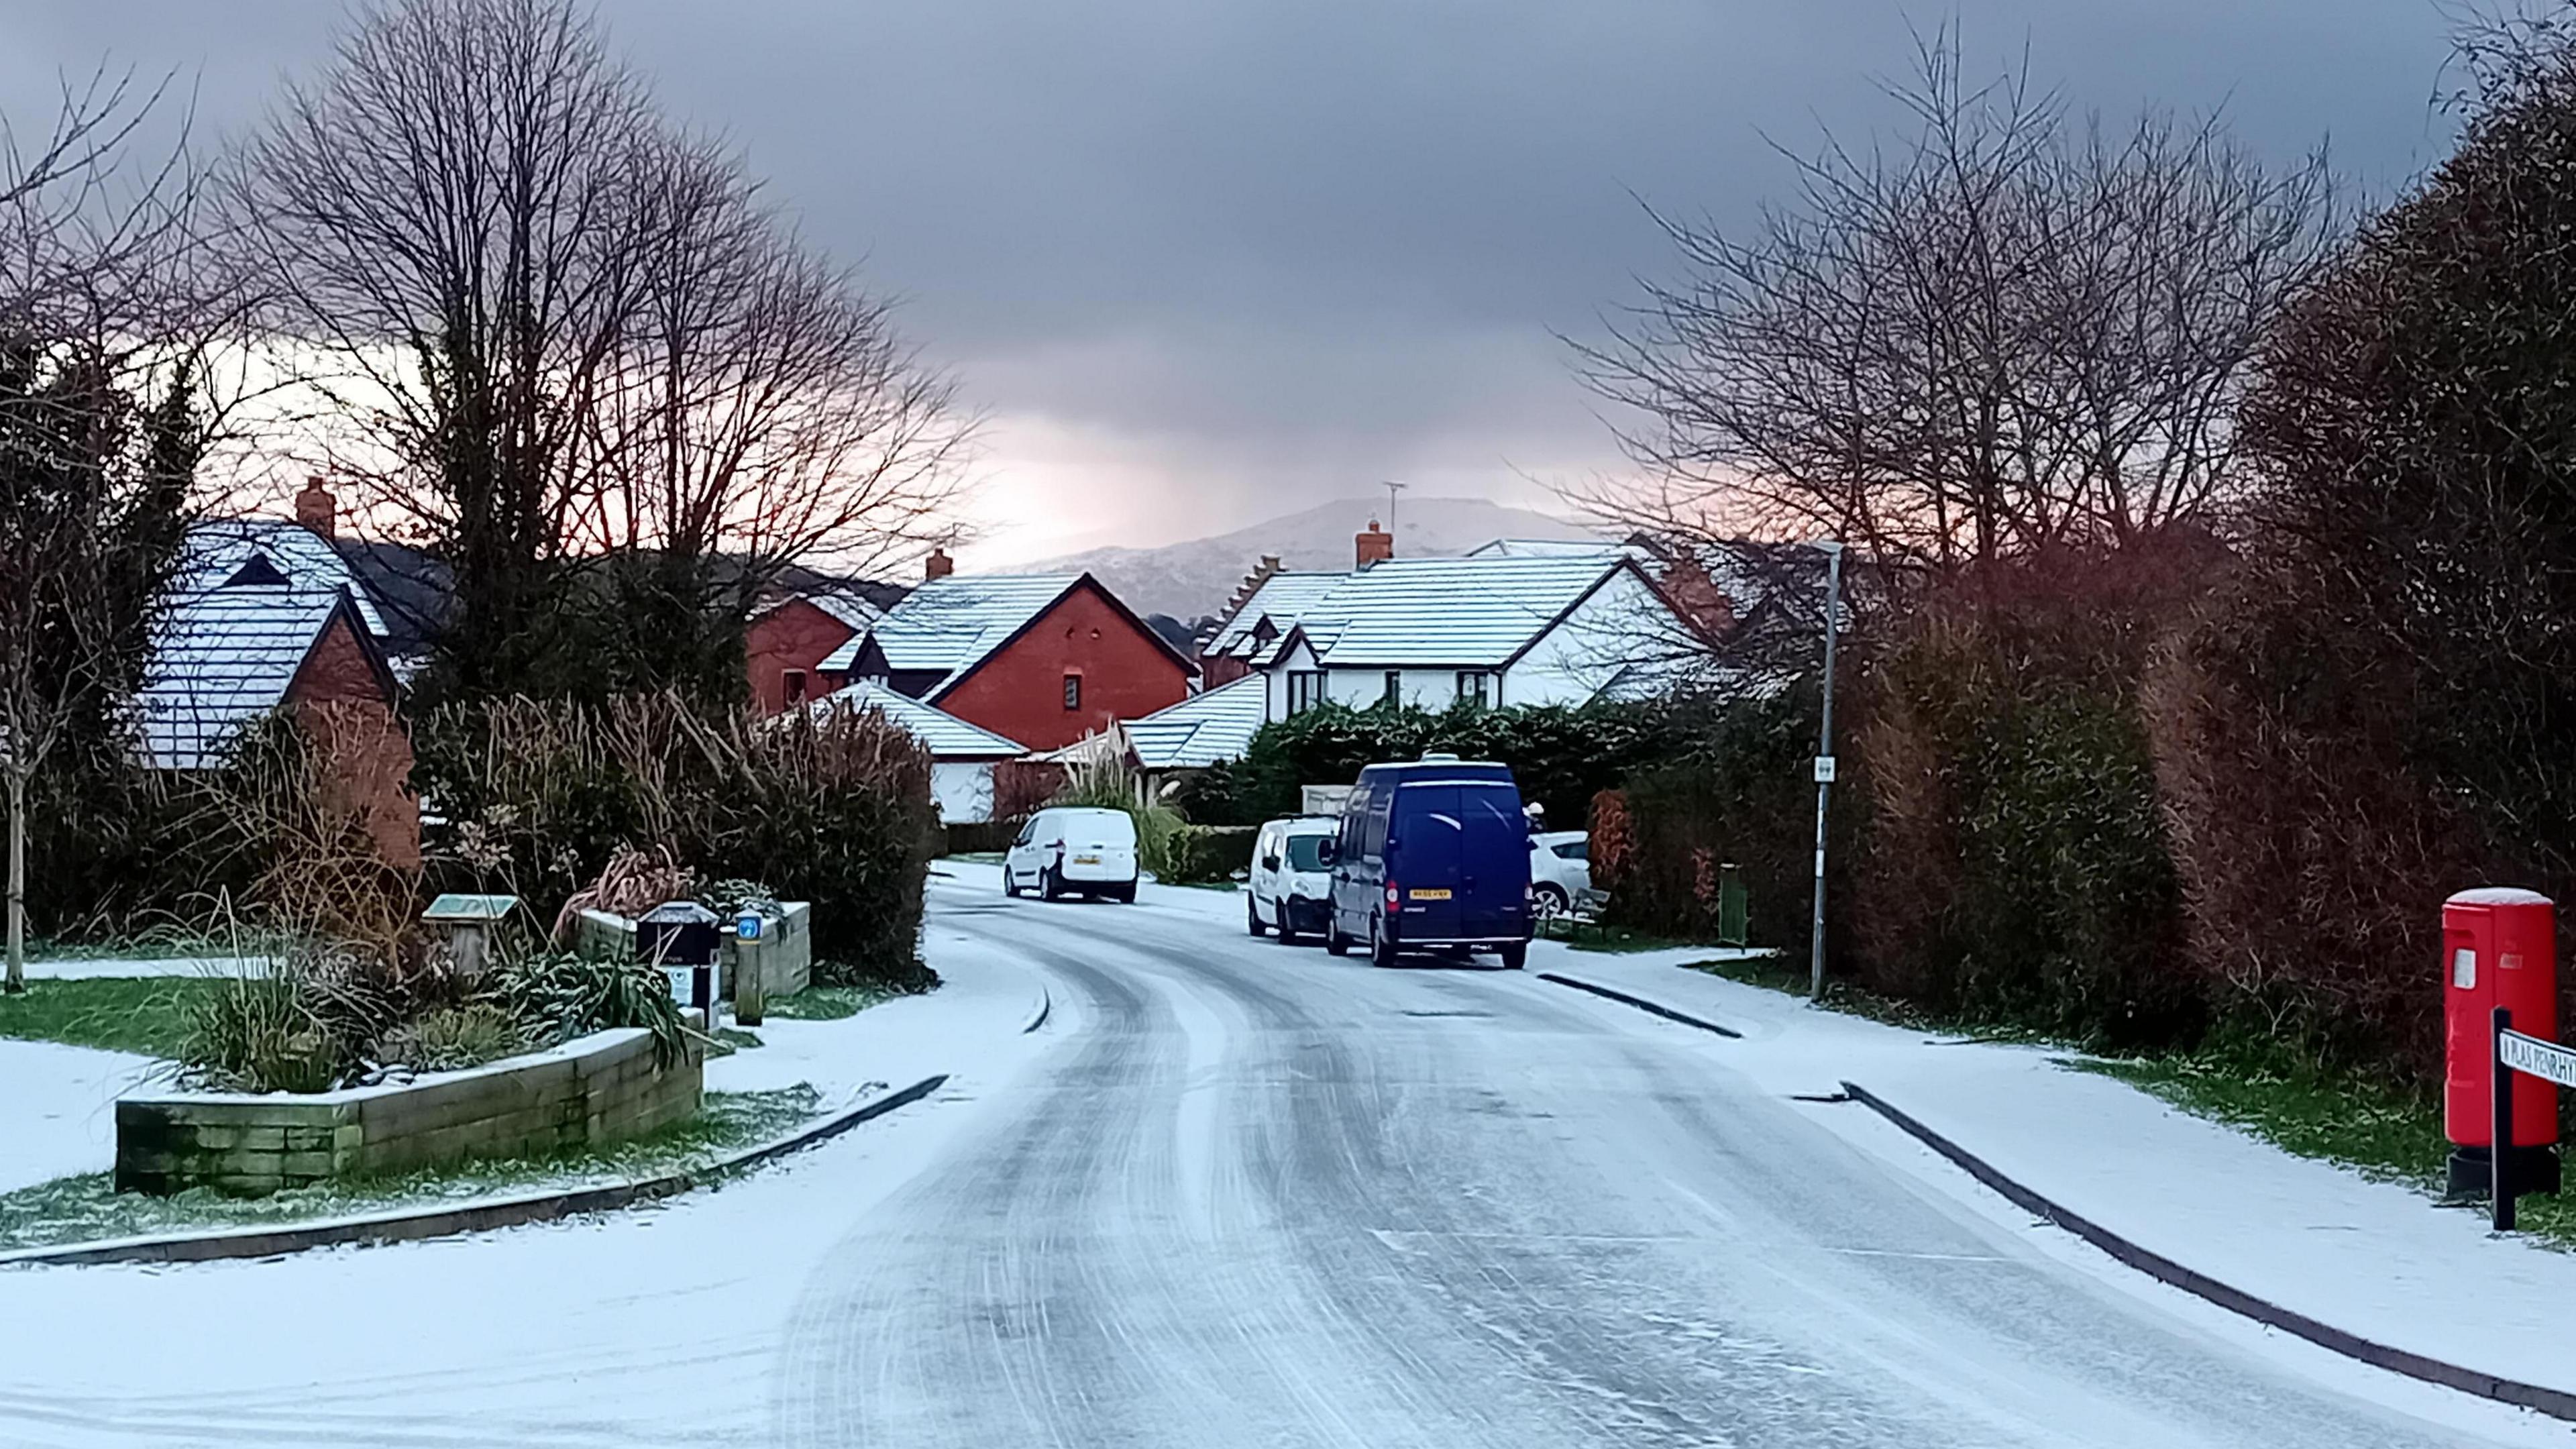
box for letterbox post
[2495,1006,2516,1233]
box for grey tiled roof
[1119,675,1269,769]
[816,574,1077,692]
[803,679,1026,758]
[134,521,389,770]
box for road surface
[770,879,2542,1448]
[0,875,2555,1447]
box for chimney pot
[924,545,955,581]
[295,476,337,540]
[1356,518,1393,570]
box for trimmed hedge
[1157,824,1258,885]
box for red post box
[2443,888,2561,1195]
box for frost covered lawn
[0,976,217,1059]
[761,983,900,1020]
[0,1084,823,1253]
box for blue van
[1321,753,1535,969]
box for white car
[1004,806,1139,902]
[1528,830,1591,919]
[1245,815,1336,944]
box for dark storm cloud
[0,1,2463,557]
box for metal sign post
[1808,541,1845,1004]
[2491,1010,2576,1231]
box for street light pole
[1809,541,1845,1003]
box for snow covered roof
[1283,555,1642,668]
[802,680,1025,758]
[1203,572,1344,661]
[134,521,392,770]
[1463,537,1622,559]
[816,574,1079,691]
[1118,675,1269,769]
[756,590,880,631]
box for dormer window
[218,553,292,589]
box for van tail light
[1385,882,1401,908]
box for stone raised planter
[114,1028,702,1197]
[574,902,811,1000]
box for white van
[1004,807,1140,902]
[1246,815,1337,944]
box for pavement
[0,871,2562,1446]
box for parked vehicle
[1322,753,1533,969]
[1528,830,1592,919]
[1246,816,1337,943]
[1004,806,1139,902]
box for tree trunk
[5,765,25,994]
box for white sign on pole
[2501,1029,2576,1090]
[1813,755,1838,784]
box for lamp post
[1808,541,1845,1003]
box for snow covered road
[0,874,2562,1446]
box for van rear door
[1391,786,1467,938]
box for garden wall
[114,1027,701,1196]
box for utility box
[2443,888,2561,1195]
[637,900,722,1026]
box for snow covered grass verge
[0,1085,822,1254]
[1682,955,2576,1250]
[0,977,215,1059]
[759,984,900,1020]
[2079,1053,2576,1249]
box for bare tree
[236,0,964,700]
[0,70,216,991]
[1572,28,2338,606]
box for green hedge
[1156,824,1258,885]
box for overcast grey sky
[0,2,2465,564]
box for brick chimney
[924,545,955,581]
[294,476,337,540]
[1356,519,1393,570]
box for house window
[1287,669,1329,714]
[1456,671,1495,706]
[1382,670,1402,706]
[783,669,808,704]
[1063,672,1083,711]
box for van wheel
[1246,896,1267,936]
[1040,867,1063,901]
[1277,912,1300,947]
[1002,869,1018,899]
[1324,920,1349,957]
[1370,916,1399,969]
[1112,881,1137,904]
[1496,942,1527,971]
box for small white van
[1246,815,1337,943]
[1004,807,1140,902]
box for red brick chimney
[1356,519,1393,570]
[295,476,337,539]
[924,545,955,581]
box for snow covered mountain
[1025,496,1600,621]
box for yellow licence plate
[1074,854,1102,865]
[1409,888,1452,900]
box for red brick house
[818,557,1196,752]
[136,500,419,868]
[745,591,880,715]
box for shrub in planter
[375,1004,526,1072]
[490,951,688,1066]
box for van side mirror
[1261,853,1281,871]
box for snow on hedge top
[803,679,1026,759]
[816,574,1077,692]
[133,521,388,771]
[1120,674,1269,769]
